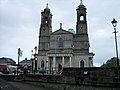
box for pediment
[51,29,73,35]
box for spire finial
[60,23,62,29]
[46,3,48,9]
[80,0,83,5]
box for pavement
[0,78,20,90]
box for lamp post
[17,48,22,77]
[34,46,37,54]
[34,46,37,74]
[17,48,20,77]
[111,18,119,67]
[31,50,33,73]
[46,60,48,74]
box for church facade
[36,1,94,73]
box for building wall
[73,54,93,67]
[37,55,47,70]
[50,32,73,52]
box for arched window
[80,15,84,21]
[80,60,84,68]
[41,60,44,68]
[58,38,64,48]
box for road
[9,82,53,90]
[0,79,55,90]
[0,79,19,90]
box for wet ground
[0,79,54,90]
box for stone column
[69,56,72,67]
[46,57,48,70]
[53,56,56,70]
[33,60,35,70]
[62,56,65,67]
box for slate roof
[0,57,16,65]
[20,60,32,63]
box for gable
[51,29,73,35]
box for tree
[101,57,120,67]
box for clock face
[80,26,83,29]
[42,29,46,33]
[43,29,45,31]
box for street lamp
[34,46,37,74]
[34,46,37,54]
[31,50,33,73]
[111,18,119,67]
[17,48,20,77]
[46,60,48,74]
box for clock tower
[38,4,52,55]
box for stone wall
[0,74,17,81]
[1,67,120,90]
[63,67,120,83]
[24,81,120,90]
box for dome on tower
[78,0,86,8]
[68,29,76,34]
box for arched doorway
[80,60,84,68]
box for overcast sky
[0,0,120,67]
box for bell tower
[40,3,52,35]
[76,0,87,34]
[38,4,52,55]
[74,0,90,53]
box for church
[36,1,94,73]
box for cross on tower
[80,0,83,5]
[60,23,62,29]
[46,3,48,9]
